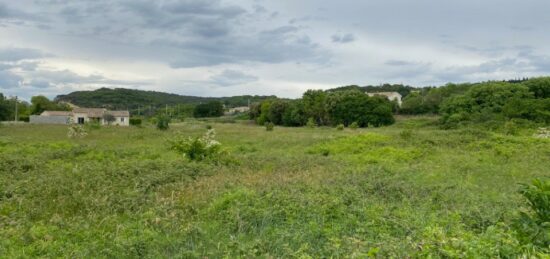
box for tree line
[249,89,396,128]
[399,77,550,128]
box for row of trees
[250,89,395,128]
[0,94,70,121]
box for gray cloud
[27,79,51,88]
[0,70,22,89]
[332,33,355,43]
[0,47,46,62]
[210,69,258,87]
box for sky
[1,0,550,100]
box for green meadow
[0,117,549,258]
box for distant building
[30,108,130,126]
[366,92,403,106]
[225,106,250,115]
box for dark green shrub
[129,118,142,126]
[206,124,213,130]
[156,115,170,130]
[349,122,359,130]
[265,122,274,131]
[336,124,344,130]
[515,179,550,249]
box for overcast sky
[1,0,550,100]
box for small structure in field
[225,106,250,115]
[366,92,403,106]
[30,108,130,126]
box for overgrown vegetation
[251,89,395,128]
[0,117,548,257]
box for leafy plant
[306,117,317,128]
[67,120,88,138]
[103,113,116,125]
[265,122,274,131]
[129,118,142,126]
[156,115,170,130]
[206,124,213,130]
[349,122,359,130]
[336,124,344,131]
[169,129,221,161]
[515,179,550,249]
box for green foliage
[156,115,170,130]
[31,95,70,115]
[129,118,142,126]
[325,90,394,127]
[515,179,550,249]
[205,124,213,130]
[265,122,274,131]
[67,123,88,138]
[336,124,344,130]
[168,129,221,161]
[349,121,359,130]
[523,77,550,99]
[193,101,224,118]
[306,117,316,128]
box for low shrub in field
[503,120,520,135]
[306,117,317,128]
[349,122,359,130]
[515,179,550,250]
[336,124,344,131]
[67,123,87,138]
[129,118,142,126]
[399,129,414,140]
[265,122,274,131]
[169,129,221,161]
[156,115,170,130]
[206,124,212,130]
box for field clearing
[1,117,549,257]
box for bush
[349,122,359,130]
[515,179,550,249]
[306,117,317,128]
[503,120,520,135]
[169,129,221,161]
[265,122,274,131]
[156,115,170,130]
[336,124,344,130]
[129,118,142,126]
[206,124,212,130]
[67,123,87,138]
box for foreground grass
[0,118,549,257]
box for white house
[30,108,130,126]
[366,92,403,106]
[225,106,250,115]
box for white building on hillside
[30,108,130,126]
[366,92,403,106]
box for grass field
[1,117,549,257]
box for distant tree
[103,113,116,125]
[325,90,394,127]
[193,101,224,118]
[302,90,327,125]
[267,99,288,125]
[156,115,170,130]
[30,95,70,115]
[523,77,550,99]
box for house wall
[99,116,130,126]
[30,115,70,124]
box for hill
[55,88,276,110]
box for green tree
[193,101,224,118]
[302,90,327,125]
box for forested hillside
[55,88,276,110]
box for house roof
[106,111,130,117]
[41,111,72,116]
[72,108,107,117]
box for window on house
[77,117,85,124]
[121,117,125,122]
